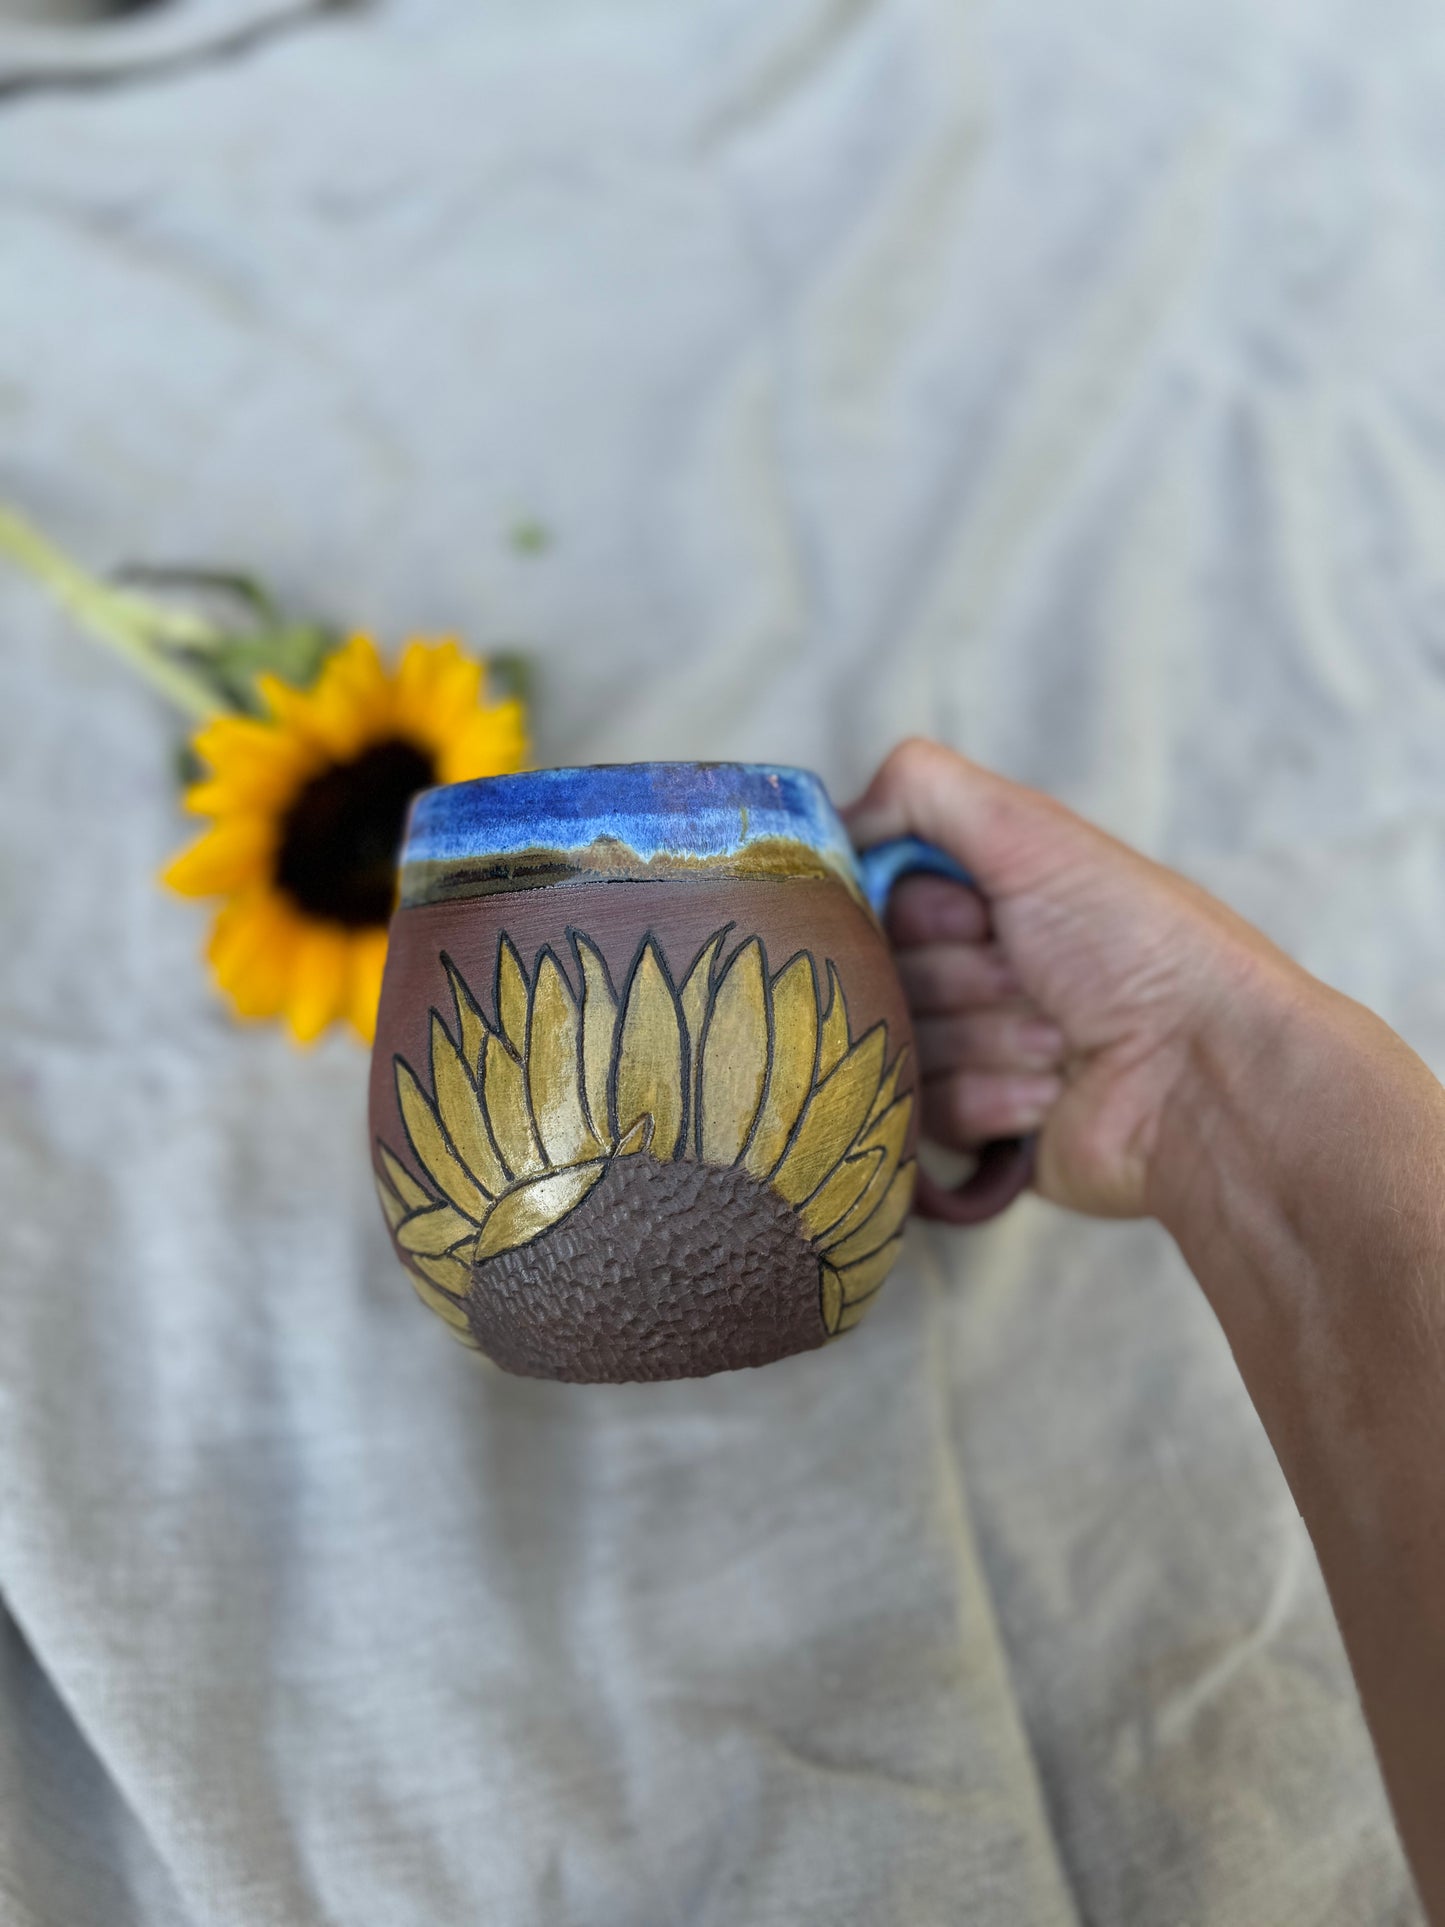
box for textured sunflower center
[464,1154,827,1383]
[276,739,435,927]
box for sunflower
[163,635,526,1044]
[374,926,916,1377]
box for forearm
[1153,961,1445,1918]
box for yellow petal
[744,954,819,1179]
[319,633,391,736]
[406,1260,474,1333]
[205,890,280,983]
[413,1251,473,1298]
[346,929,389,1044]
[283,922,351,1045]
[574,935,617,1147]
[474,1162,606,1261]
[210,898,301,1019]
[189,713,314,787]
[443,955,490,1076]
[184,765,299,817]
[678,931,725,1157]
[379,1145,431,1211]
[820,1265,844,1336]
[772,1026,887,1205]
[431,1014,507,1196]
[613,1116,650,1156]
[817,964,850,1080]
[396,1203,479,1257]
[866,1046,910,1128]
[436,698,528,785]
[374,1172,409,1232]
[800,1148,885,1242]
[834,1293,876,1334]
[482,1030,544,1179]
[833,1232,905,1307]
[699,938,769,1167]
[826,1162,916,1268]
[396,1059,492,1220]
[820,1094,913,1251]
[528,951,601,1166]
[495,936,529,1055]
[162,816,275,897]
[613,942,684,1160]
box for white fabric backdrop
[2,0,1441,1920]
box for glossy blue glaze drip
[854,836,976,915]
[403,762,859,875]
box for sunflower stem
[0,504,229,721]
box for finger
[844,737,1079,900]
[895,941,1022,1013]
[921,1069,1062,1147]
[915,1007,1065,1076]
[886,874,991,947]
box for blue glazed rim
[399,762,864,908]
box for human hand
[844,738,1301,1221]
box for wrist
[1150,948,1445,1489]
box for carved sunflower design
[374,927,915,1378]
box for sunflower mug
[369,763,1034,1382]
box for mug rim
[398,760,865,909]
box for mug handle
[855,836,1037,1227]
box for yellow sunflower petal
[825,1162,916,1269]
[379,1145,431,1211]
[528,951,601,1166]
[445,957,491,1076]
[345,929,389,1044]
[431,1014,507,1196]
[613,942,684,1160]
[162,816,274,897]
[474,1162,606,1261]
[482,1030,544,1179]
[817,964,850,1080]
[772,1026,887,1206]
[574,936,618,1148]
[699,938,769,1167]
[396,1060,492,1221]
[819,1094,913,1252]
[800,1148,885,1243]
[319,634,392,735]
[211,897,303,1019]
[374,1172,409,1232]
[189,712,316,788]
[821,1265,844,1335]
[494,937,529,1055]
[678,930,725,1157]
[866,1047,910,1128]
[436,697,528,785]
[406,1259,474,1333]
[613,1116,650,1156]
[744,954,819,1180]
[282,922,352,1045]
[396,1203,479,1258]
[832,1232,905,1308]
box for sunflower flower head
[164,635,527,1045]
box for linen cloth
[1,0,1441,1920]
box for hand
[844,738,1300,1220]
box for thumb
[842,738,1081,902]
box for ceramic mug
[369,763,1034,1382]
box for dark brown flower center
[465,1154,827,1382]
[275,739,436,927]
